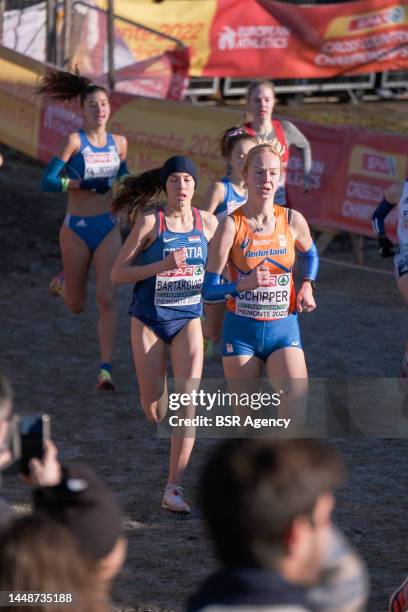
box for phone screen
[19,415,50,475]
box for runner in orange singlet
[203,141,318,423]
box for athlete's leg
[130,318,168,423]
[93,225,122,365]
[266,347,308,426]
[203,302,225,343]
[223,355,264,422]
[59,224,91,314]
[168,318,203,486]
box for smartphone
[19,414,51,475]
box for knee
[141,400,165,423]
[96,292,116,312]
[65,297,85,314]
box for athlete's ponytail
[112,168,163,225]
[37,67,107,105]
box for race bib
[235,273,291,319]
[84,151,120,179]
[155,265,204,307]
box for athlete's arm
[290,209,317,313]
[111,212,185,284]
[203,217,270,301]
[282,120,312,191]
[372,182,401,257]
[113,134,130,182]
[41,133,81,192]
[203,217,239,301]
[200,209,219,242]
[199,181,225,214]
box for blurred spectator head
[0,372,13,470]
[200,438,345,585]
[34,463,126,583]
[0,514,109,612]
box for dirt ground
[1,99,408,612]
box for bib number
[236,273,291,319]
[155,265,204,307]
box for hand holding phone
[19,415,51,476]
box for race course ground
[1,100,408,611]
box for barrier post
[107,0,115,90]
[46,0,57,64]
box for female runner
[200,128,256,344]
[39,69,129,390]
[201,127,256,220]
[203,141,318,423]
[111,156,217,512]
[372,180,408,381]
[243,80,312,206]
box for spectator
[188,438,368,612]
[0,372,14,527]
[34,463,126,584]
[0,514,109,612]
[0,371,61,529]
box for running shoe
[96,368,115,391]
[162,484,191,513]
[48,271,64,297]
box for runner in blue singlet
[200,128,256,346]
[111,156,217,513]
[39,69,129,391]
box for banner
[114,0,408,78]
[71,3,190,100]
[0,46,407,242]
[286,121,407,239]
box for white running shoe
[162,484,191,513]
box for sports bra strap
[157,209,166,237]
[78,129,87,150]
[193,207,203,231]
[106,133,115,147]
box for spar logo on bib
[278,274,289,286]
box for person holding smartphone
[111,156,217,513]
[0,372,61,527]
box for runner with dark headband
[111,156,217,513]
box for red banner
[70,5,189,100]
[204,0,408,77]
[287,120,407,240]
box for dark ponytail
[112,168,164,225]
[37,67,108,105]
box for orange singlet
[226,205,296,321]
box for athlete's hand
[303,174,312,193]
[80,177,112,194]
[378,235,395,257]
[297,281,316,313]
[163,247,187,270]
[238,264,270,291]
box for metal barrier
[186,77,220,97]
[381,70,408,89]
[223,74,376,97]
